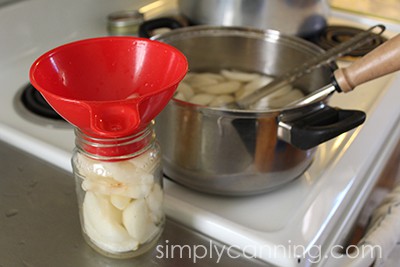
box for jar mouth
[75,121,155,160]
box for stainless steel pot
[153,26,365,196]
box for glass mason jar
[71,121,164,259]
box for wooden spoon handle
[334,34,400,93]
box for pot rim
[152,25,337,116]
[169,97,329,119]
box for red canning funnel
[29,37,188,138]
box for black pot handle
[278,106,366,150]
[138,17,184,38]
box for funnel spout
[90,103,141,138]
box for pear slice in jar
[110,195,131,210]
[122,198,159,244]
[101,161,154,198]
[83,191,139,253]
[82,173,152,199]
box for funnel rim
[29,36,188,104]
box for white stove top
[1,0,400,266]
